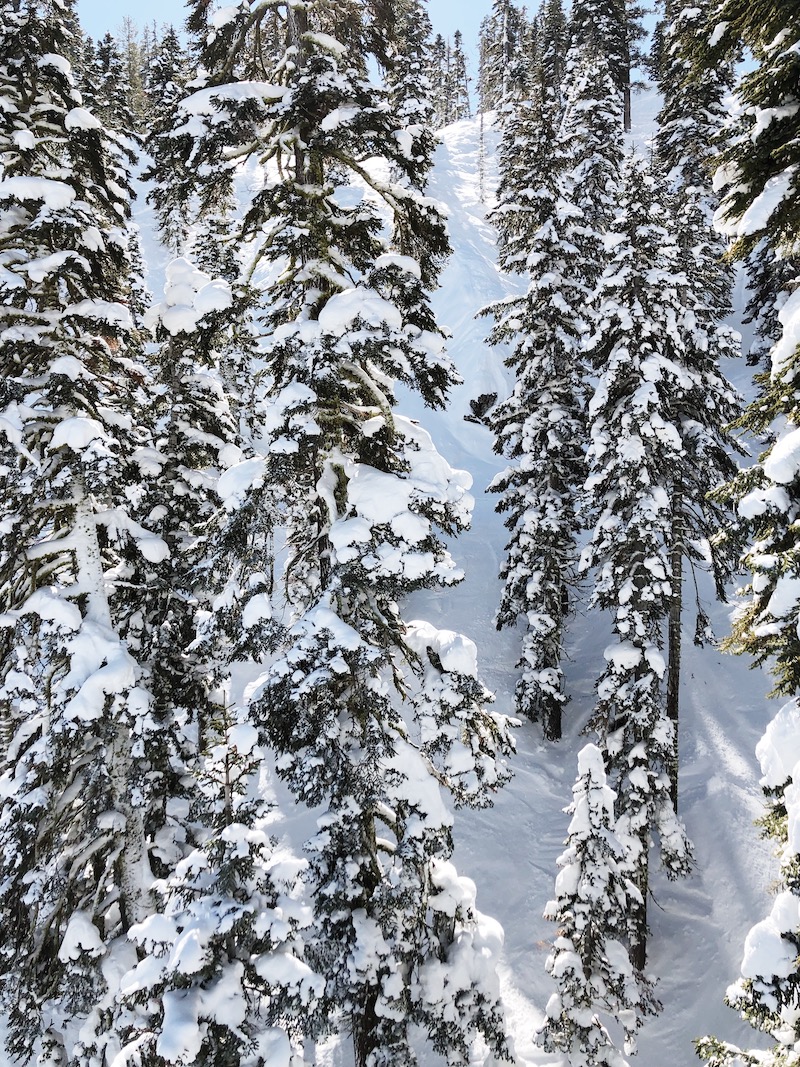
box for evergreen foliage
[0,0,159,1054]
[581,154,738,966]
[159,3,516,1065]
[557,45,624,290]
[485,153,586,739]
[537,744,653,1065]
[697,702,800,1067]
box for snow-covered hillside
[393,105,781,1066]
[124,100,783,1067]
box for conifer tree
[447,30,471,122]
[484,147,586,739]
[0,0,164,1056]
[170,4,516,1066]
[557,44,623,290]
[580,155,739,967]
[142,26,193,254]
[478,0,524,111]
[537,744,654,1065]
[696,9,800,1060]
[653,0,740,807]
[105,706,322,1067]
[702,0,800,717]
[567,0,644,130]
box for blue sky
[76,0,488,61]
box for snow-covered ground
[129,94,780,1067]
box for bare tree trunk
[667,490,682,812]
[631,845,648,971]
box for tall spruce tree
[165,4,517,1066]
[478,0,524,111]
[484,144,587,740]
[696,7,800,1064]
[557,44,624,292]
[141,27,194,255]
[567,0,644,131]
[703,0,800,702]
[0,0,164,1057]
[653,0,740,808]
[581,155,733,969]
[537,744,654,1065]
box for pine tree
[702,1,800,714]
[695,6,800,1064]
[537,744,655,1065]
[484,147,587,739]
[491,4,566,275]
[0,0,163,1055]
[448,30,471,121]
[478,0,524,112]
[159,4,517,1065]
[105,706,321,1067]
[567,0,644,131]
[654,0,740,808]
[580,154,739,968]
[142,27,194,254]
[91,32,139,137]
[557,44,624,291]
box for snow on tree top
[770,287,800,379]
[740,891,800,981]
[756,699,800,788]
[405,619,479,677]
[146,257,233,336]
[210,3,242,29]
[719,167,798,240]
[64,107,102,131]
[58,911,104,962]
[0,175,75,209]
[763,426,800,485]
[179,80,284,118]
[303,31,347,58]
[374,253,422,279]
[317,288,403,333]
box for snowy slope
[400,103,783,1066]
[124,97,782,1067]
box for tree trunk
[73,494,151,928]
[666,490,682,812]
[630,844,648,971]
[352,989,380,1067]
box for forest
[0,0,798,1066]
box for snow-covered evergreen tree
[653,0,740,806]
[108,709,321,1067]
[170,4,516,1065]
[706,0,800,702]
[485,149,586,739]
[557,44,624,291]
[537,744,654,1065]
[0,0,164,1056]
[567,0,644,130]
[580,154,739,967]
[478,0,525,112]
[142,26,193,254]
[697,9,800,1061]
